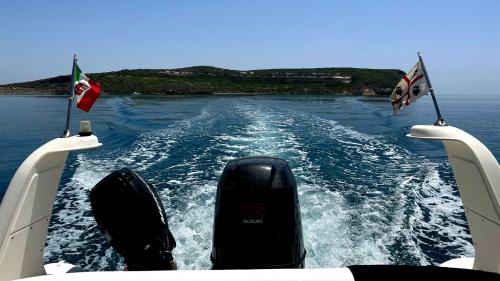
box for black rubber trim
[348,265,500,281]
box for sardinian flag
[390,61,430,113]
[72,63,101,112]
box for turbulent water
[1,94,499,270]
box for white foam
[229,105,473,266]
[44,100,473,271]
[44,107,217,270]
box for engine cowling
[90,168,176,270]
[211,157,306,269]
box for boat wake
[44,98,474,270]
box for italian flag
[73,63,101,112]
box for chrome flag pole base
[61,129,71,138]
[434,118,447,126]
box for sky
[1,0,499,94]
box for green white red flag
[390,61,430,113]
[72,63,101,112]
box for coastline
[0,66,401,97]
[0,91,384,97]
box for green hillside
[0,66,403,95]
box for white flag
[390,61,430,113]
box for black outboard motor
[90,168,176,270]
[211,157,306,269]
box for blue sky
[1,0,499,94]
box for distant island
[0,66,403,96]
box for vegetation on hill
[0,66,403,95]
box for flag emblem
[390,62,429,113]
[75,81,90,95]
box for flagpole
[62,54,77,137]
[417,52,446,126]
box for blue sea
[0,94,499,270]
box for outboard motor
[211,157,306,269]
[90,168,176,270]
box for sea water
[1,94,499,270]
